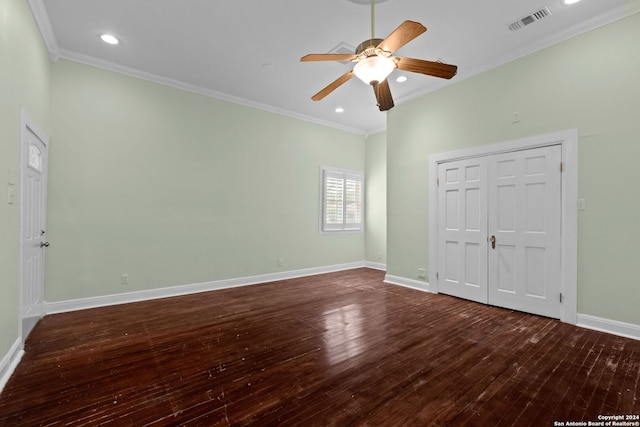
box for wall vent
[507,6,552,31]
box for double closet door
[437,145,562,319]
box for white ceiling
[30,0,640,135]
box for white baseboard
[364,261,386,271]
[381,277,640,342]
[45,262,368,315]
[384,274,434,293]
[0,338,24,394]
[577,314,640,341]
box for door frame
[19,107,49,343]
[428,129,578,324]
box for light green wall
[0,0,50,358]
[47,59,365,302]
[365,131,386,265]
[387,13,640,325]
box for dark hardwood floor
[1,268,639,426]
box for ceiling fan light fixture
[354,56,395,85]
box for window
[320,166,364,232]
[28,143,42,172]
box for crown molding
[57,47,367,137]
[396,3,640,107]
[29,1,639,135]
[27,0,60,61]
[26,1,366,135]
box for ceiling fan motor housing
[355,38,384,56]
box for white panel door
[21,117,49,341]
[487,145,562,318]
[437,158,488,303]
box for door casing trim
[19,107,50,343]
[428,129,578,324]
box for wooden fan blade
[301,53,357,62]
[311,70,355,101]
[377,21,427,53]
[373,79,394,111]
[396,57,458,79]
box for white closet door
[487,145,562,318]
[437,158,488,304]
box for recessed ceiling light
[396,75,408,83]
[562,0,581,4]
[100,34,119,45]
[335,107,344,113]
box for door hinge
[560,162,564,172]
[437,177,440,187]
[436,272,439,280]
[559,292,564,303]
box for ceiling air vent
[507,6,552,31]
[329,42,357,66]
[329,42,356,56]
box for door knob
[40,242,50,248]
[490,235,496,249]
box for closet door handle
[490,235,496,249]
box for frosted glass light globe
[354,56,395,85]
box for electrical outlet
[278,258,284,267]
[512,112,521,123]
[577,198,586,210]
[121,274,129,285]
[417,268,427,279]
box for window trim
[319,165,364,234]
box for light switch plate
[8,168,17,185]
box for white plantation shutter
[345,177,362,225]
[324,172,344,225]
[321,167,364,232]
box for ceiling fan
[300,0,458,111]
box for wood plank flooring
[1,268,639,426]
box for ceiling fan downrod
[370,0,375,41]
[358,0,391,58]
